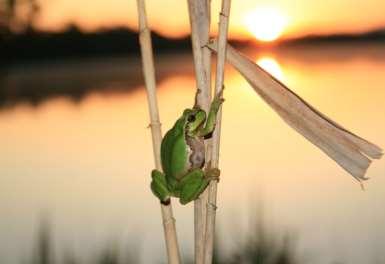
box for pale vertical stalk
[204,0,231,263]
[186,1,211,263]
[201,2,213,233]
[136,1,181,263]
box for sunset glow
[243,7,288,42]
[29,0,385,40]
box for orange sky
[35,0,385,39]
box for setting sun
[243,7,288,42]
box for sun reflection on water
[256,56,285,82]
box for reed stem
[186,1,212,263]
[136,1,181,263]
[204,1,231,263]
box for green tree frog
[151,90,224,205]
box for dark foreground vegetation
[29,216,299,264]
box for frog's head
[183,108,206,133]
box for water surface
[1,44,385,263]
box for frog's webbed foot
[205,167,220,182]
[211,87,225,112]
[193,89,202,108]
[151,170,171,204]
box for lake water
[1,43,385,263]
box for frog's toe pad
[151,182,170,202]
[161,198,171,205]
[206,168,220,181]
[150,171,171,203]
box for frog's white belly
[186,137,205,169]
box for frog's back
[161,118,189,180]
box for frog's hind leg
[179,169,210,205]
[151,170,171,204]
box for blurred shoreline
[2,26,385,67]
[1,42,385,110]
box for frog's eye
[188,115,196,122]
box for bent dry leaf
[208,40,383,182]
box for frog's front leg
[178,168,220,205]
[151,170,171,204]
[199,89,224,137]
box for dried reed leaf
[208,40,382,181]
